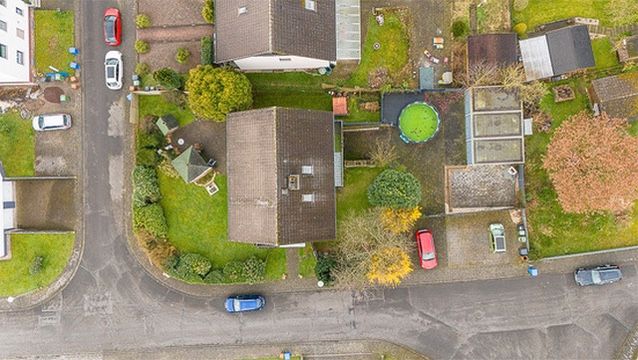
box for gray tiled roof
[467,33,518,69]
[592,73,638,121]
[171,146,211,183]
[226,107,336,245]
[215,0,336,63]
[546,25,595,76]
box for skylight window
[238,6,247,15]
[304,0,316,12]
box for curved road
[1,1,637,358]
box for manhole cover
[43,87,64,103]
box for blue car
[225,295,265,313]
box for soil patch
[43,87,64,103]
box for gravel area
[138,0,208,27]
[138,41,201,73]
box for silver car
[104,50,122,90]
[32,114,72,131]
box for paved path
[137,24,213,43]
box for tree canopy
[186,65,252,121]
[367,169,422,208]
[543,112,638,214]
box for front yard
[138,95,195,126]
[525,78,638,258]
[34,10,75,74]
[0,111,34,176]
[0,232,74,297]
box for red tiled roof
[332,96,348,116]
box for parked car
[489,223,506,253]
[574,265,622,286]
[104,50,123,90]
[225,295,265,313]
[103,8,121,46]
[32,114,72,131]
[416,229,438,270]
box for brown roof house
[467,33,519,70]
[590,72,638,122]
[226,107,336,246]
[214,0,337,71]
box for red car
[103,8,121,46]
[416,229,438,270]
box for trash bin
[527,265,538,277]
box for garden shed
[590,72,638,122]
[466,33,518,70]
[171,146,213,184]
[155,114,179,136]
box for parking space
[15,179,77,231]
[445,209,523,268]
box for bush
[380,207,422,234]
[513,23,527,36]
[201,0,214,24]
[200,36,213,65]
[139,115,159,134]
[29,255,44,275]
[161,90,187,108]
[177,253,212,277]
[222,256,266,284]
[137,130,163,150]
[135,14,151,29]
[153,68,183,90]
[135,63,151,77]
[0,120,16,136]
[315,253,336,285]
[367,169,422,209]
[204,269,224,284]
[135,40,150,54]
[136,232,177,268]
[186,65,252,121]
[136,148,159,167]
[452,19,469,39]
[175,48,191,64]
[222,261,244,282]
[133,203,168,239]
[133,166,161,207]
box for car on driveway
[32,114,72,131]
[574,265,622,286]
[103,8,121,46]
[489,223,506,253]
[416,229,438,270]
[104,51,122,90]
[225,295,265,313]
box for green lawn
[0,233,74,297]
[0,111,35,176]
[341,94,381,122]
[298,246,317,279]
[138,95,195,126]
[157,170,285,280]
[246,73,333,111]
[336,167,383,221]
[526,78,638,258]
[34,10,75,74]
[348,11,410,87]
[592,38,620,70]
[512,0,612,30]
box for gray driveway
[0,1,635,359]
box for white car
[32,114,72,131]
[104,50,122,90]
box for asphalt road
[0,1,637,359]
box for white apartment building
[0,0,32,85]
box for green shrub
[315,253,336,285]
[164,254,180,271]
[133,166,161,207]
[200,36,213,65]
[136,148,159,167]
[175,48,191,64]
[161,90,187,108]
[137,130,163,150]
[135,14,151,29]
[201,0,214,24]
[452,19,469,39]
[29,255,44,275]
[133,203,168,239]
[186,65,252,121]
[513,23,527,36]
[135,63,150,76]
[153,67,183,90]
[204,270,224,283]
[177,253,212,277]
[242,256,266,284]
[367,169,422,209]
[0,120,16,135]
[222,261,244,282]
[135,40,150,54]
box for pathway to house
[137,25,213,43]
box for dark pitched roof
[546,25,595,75]
[467,33,518,69]
[591,73,638,121]
[156,114,179,135]
[215,0,336,63]
[172,146,211,183]
[226,107,336,245]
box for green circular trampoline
[398,102,440,144]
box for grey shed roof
[226,107,336,246]
[591,73,638,121]
[156,114,179,136]
[171,146,211,183]
[520,25,594,80]
[215,0,337,63]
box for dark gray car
[574,265,622,286]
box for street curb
[540,245,638,262]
